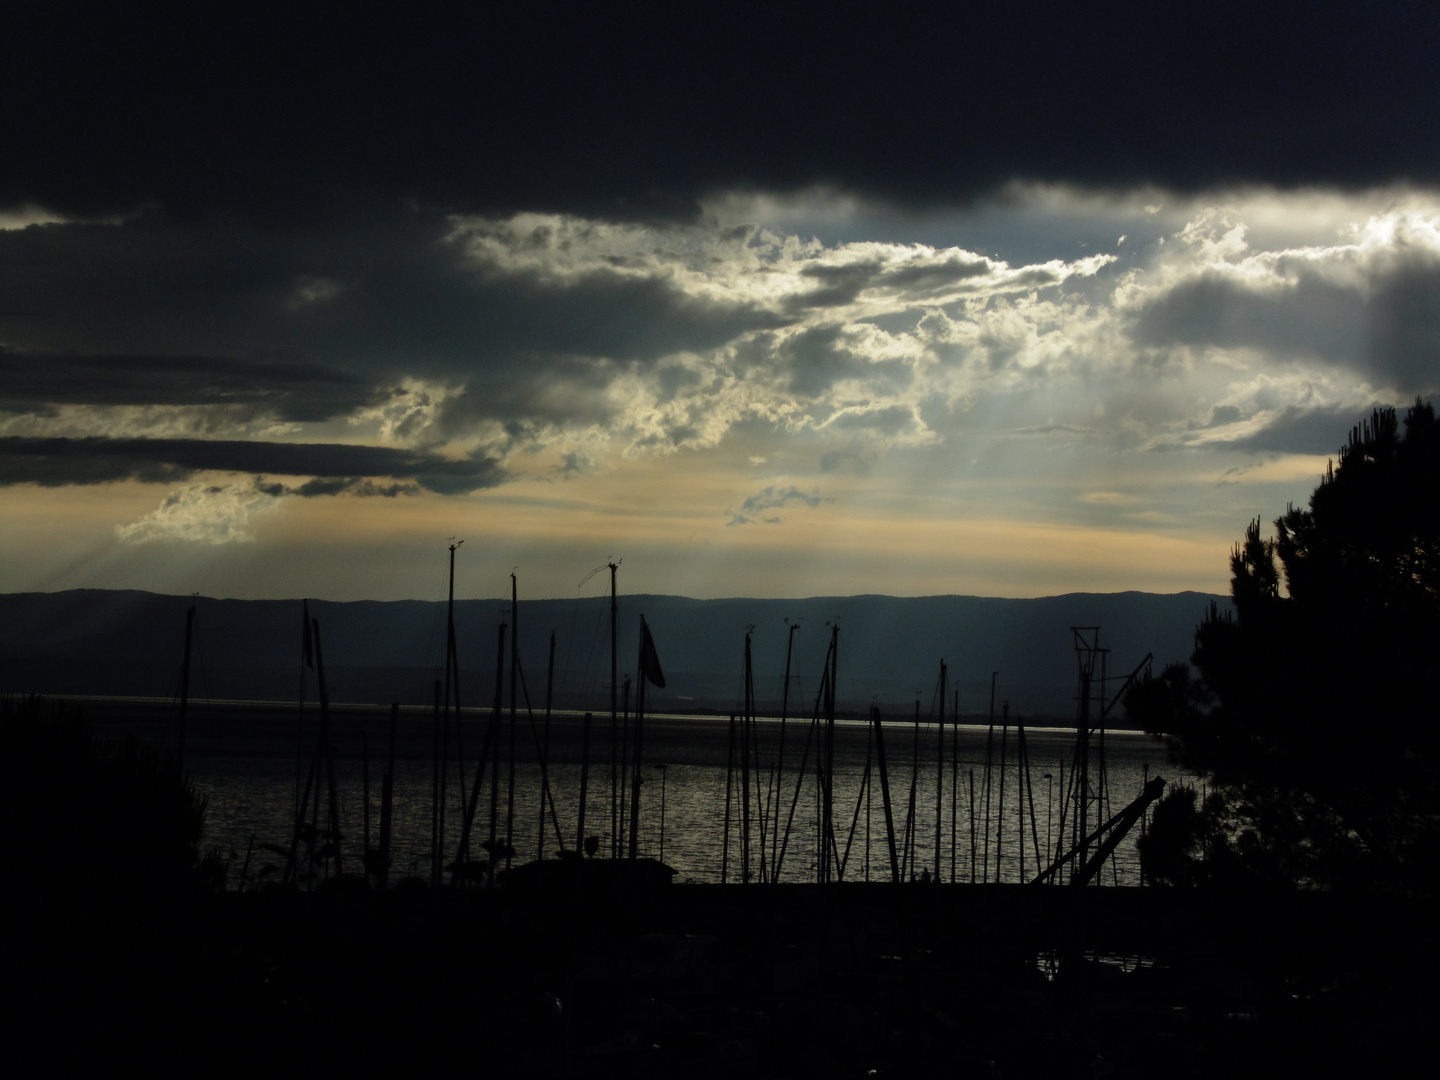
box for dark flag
[639,617,666,688]
[302,599,315,670]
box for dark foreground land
[9,873,1434,1079]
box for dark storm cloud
[257,477,419,498]
[0,351,390,421]
[5,5,1436,224]
[1131,257,1440,392]
[1365,258,1440,392]
[775,325,914,398]
[786,255,994,311]
[877,256,993,298]
[0,436,506,493]
[826,405,917,436]
[0,211,785,382]
[788,262,885,310]
[1131,271,1364,363]
[1203,405,1371,455]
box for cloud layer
[2,183,1438,563]
[7,6,1438,223]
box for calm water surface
[158,704,1174,887]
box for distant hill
[0,588,1227,724]
[2,587,1226,731]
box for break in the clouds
[3,7,1438,597]
[4,192,1440,500]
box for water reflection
[187,712,1166,887]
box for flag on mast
[639,616,666,688]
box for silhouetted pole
[723,712,736,883]
[538,630,556,860]
[982,672,996,882]
[506,574,518,872]
[1019,719,1042,884]
[746,633,769,884]
[1075,663,1092,883]
[774,679,820,882]
[741,632,753,881]
[294,600,312,832]
[820,625,839,882]
[576,712,593,853]
[489,622,505,860]
[619,679,630,858]
[362,731,371,885]
[934,660,946,881]
[441,540,462,880]
[609,562,618,854]
[903,698,921,879]
[627,626,651,861]
[313,618,342,877]
[950,687,959,881]
[378,702,396,890]
[968,768,977,883]
[457,621,503,884]
[996,702,1009,884]
[770,620,798,873]
[871,706,901,884]
[430,677,441,886]
[177,605,195,770]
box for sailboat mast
[609,562,618,858]
[983,672,996,882]
[313,617,342,877]
[771,620,798,873]
[507,573,518,872]
[538,630,555,860]
[996,701,1009,883]
[741,630,753,882]
[177,604,194,771]
[439,542,461,883]
[934,659,946,881]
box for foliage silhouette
[0,695,216,895]
[1128,399,1440,896]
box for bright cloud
[4,186,1439,586]
[115,481,282,545]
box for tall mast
[627,617,654,861]
[771,619,798,873]
[934,659,946,882]
[507,573,518,871]
[313,616,342,877]
[741,630,753,882]
[983,672,996,883]
[538,630,555,860]
[439,540,461,883]
[609,562,619,858]
[996,701,1009,883]
[609,561,618,736]
[820,624,838,882]
[177,604,195,771]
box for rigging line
[569,587,606,704]
[773,666,824,882]
[556,588,586,705]
[837,721,874,879]
[514,654,569,856]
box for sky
[3,4,1439,603]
